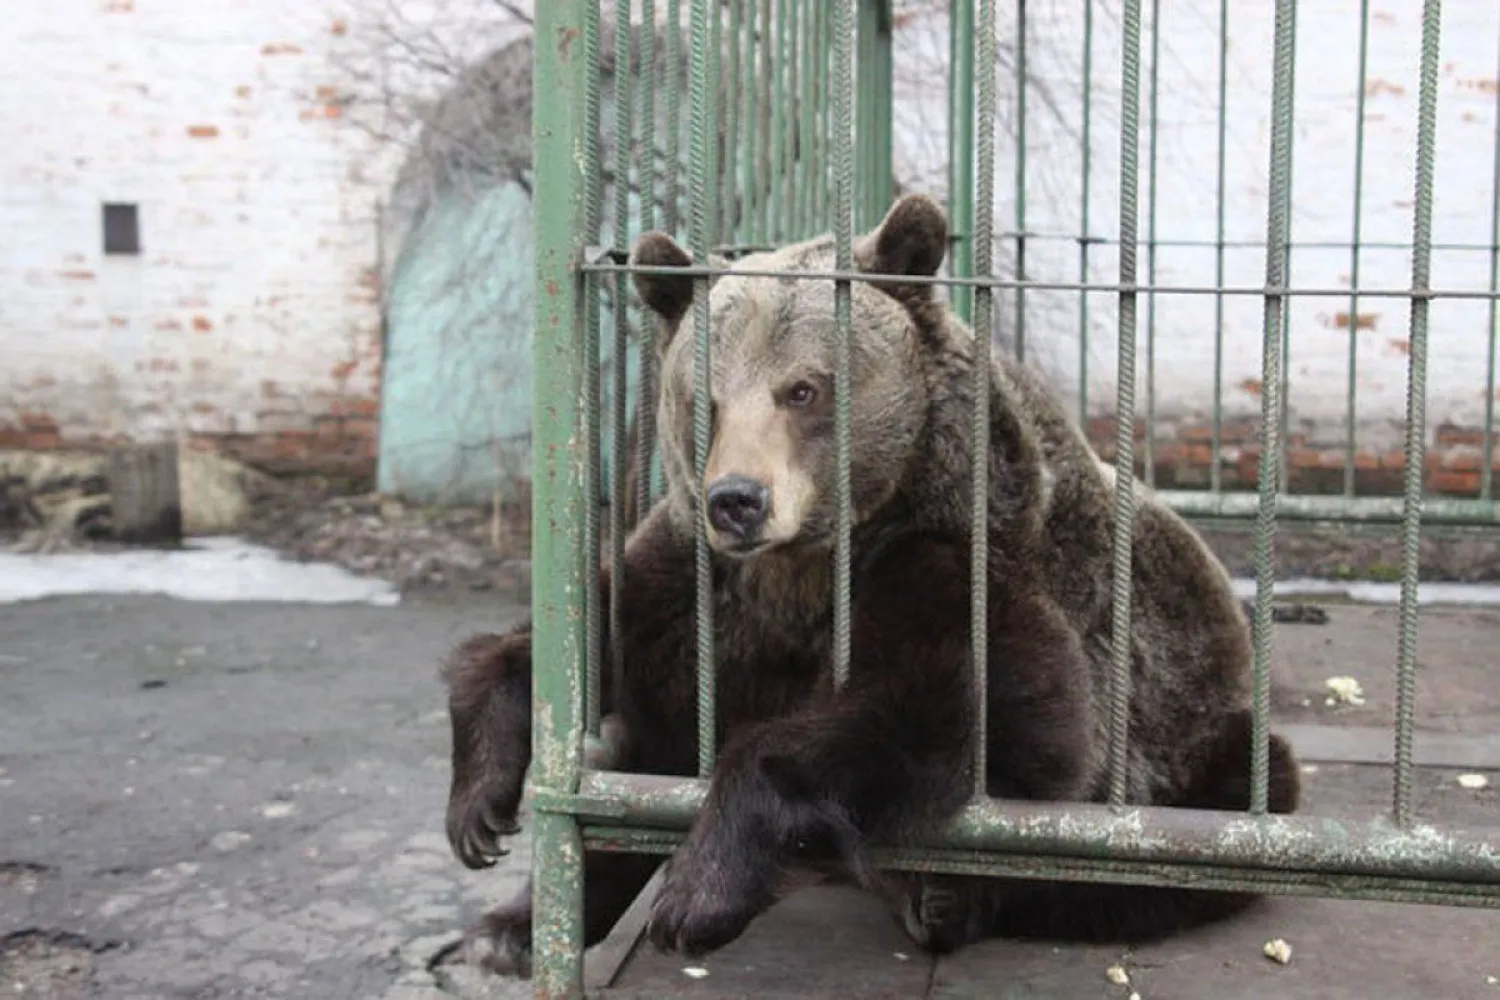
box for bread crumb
[1106,964,1131,985]
[1323,676,1366,707]
[1456,773,1490,790]
[1264,938,1293,965]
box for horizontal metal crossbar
[579,257,1500,302]
[531,771,1500,898]
[579,827,1500,910]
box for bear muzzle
[705,475,772,546]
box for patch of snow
[0,537,400,607]
[1230,577,1500,607]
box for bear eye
[785,381,818,407]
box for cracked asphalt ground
[0,594,531,1000]
[3,592,1498,999]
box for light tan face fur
[629,194,952,557]
[700,383,818,552]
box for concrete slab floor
[0,594,1495,999]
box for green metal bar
[1345,0,1373,498]
[610,4,634,719]
[1393,0,1443,829]
[773,0,791,242]
[579,823,1500,909]
[813,0,829,231]
[1484,25,1500,503]
[1012,0,1028,363]
[833,0,854,691]
[796,0,814,238]
[664,0,682,235]
[581,824,1500,909]
[1077,0,1094,429]
[566,772,1500,890]
[1106,0,1143,808]
[755,0,773,243]
[1210,0,1228,494]
[856,1,893,231]
[949,0,975,323]
[590,258,1495,301]
[529,0,590,989]
[971,0,997,797]
[1154,490,1500,525]
[582,0,604,740]
[871,4,893,229]
[1142,0,1160,489]
[1250,0,1297,816]
[636,1,659,520]
[724,0,741,243]
[690,0,718,779]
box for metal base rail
[527,770,1500,910]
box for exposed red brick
[1329,311,1379,330]
[186,124,220,139]
[329,18,348,35]
[1436,422,1488,447]
[1430,469,1480,496]
[261,42,304,56]
[58,269,95,281]
[1439,445,1484,472]
[1238,378,1264,397]
[1287,448,1321,470]
[191,315,213,332]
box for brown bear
[440,193,1302,976]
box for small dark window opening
[102,203,140,255]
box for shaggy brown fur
[440,194,1301,974]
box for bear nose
[706,476,771,539]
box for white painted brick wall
[894,0,1500,450]
[0,0,388,460]
[2,0,1492,468]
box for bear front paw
[645,852,775,958]
[432,892,533,979]
[445,774,524,870]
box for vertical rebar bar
[1345,0,1373,498]
[528,0,590,987]
[1250,0,1299,816]
[583,0,605,739]
[1106,0,1144,808]
[1393,0,1444,829]
[1210,0,1229,495]
[610,1,635,732]
[636,0,660,521]
[833,0,854,691]
[665,0,683,235]
[690,0,718,778]
[1012,0,1028,363]
[1077,0,1094,430]
[1483,22,1500,503]
[971,0,998,798]
[1142,0,1161,490]
[724,0,742,244]
[950,0,976,323]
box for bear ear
[853,193,949,291]
[629,232,729,338]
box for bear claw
[446,784,524,869]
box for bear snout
[705,475,772,542]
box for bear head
[630,193,953,557]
